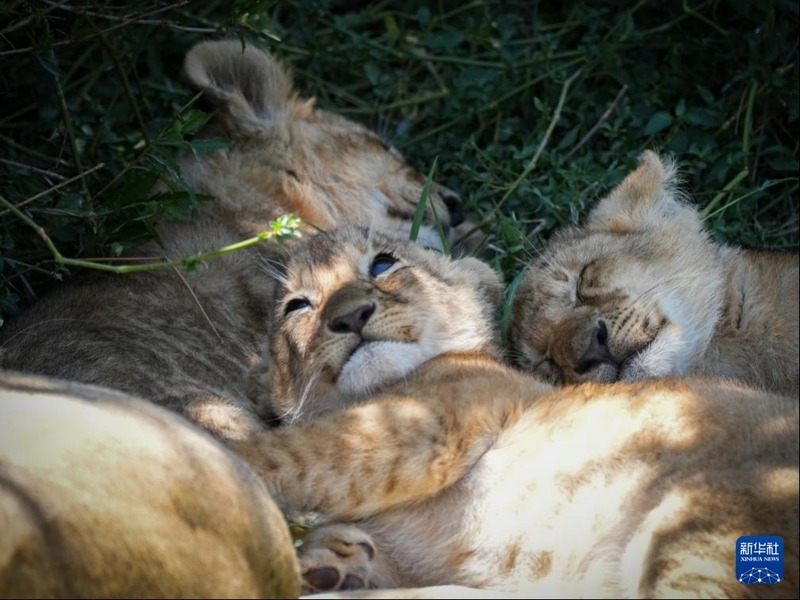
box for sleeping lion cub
[232,226,798,598]
[0,40,464,440]
[509,151,798,396]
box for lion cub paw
[300,523,398,593]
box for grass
[1,0,797,323]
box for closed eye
[575,263,592,304]
[370,253,397,277]
[284,297,311,315]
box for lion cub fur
[231,225,798,598]
[0,40,463,440]
[0,371,300,598]
[509,151,798,396]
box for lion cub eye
[284,297,312,315]
[369,253,397,277]
[575,263,593,304]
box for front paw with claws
[299,523,398,594]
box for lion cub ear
[586,151,701,234]
[182,39,314,138]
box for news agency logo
[736,536,783,584]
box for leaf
[643,111,674,136]
[35,54,61,80]
[683,107,723,127]
[454,68,497,91]
[409,158,437,244]
[696,84,715,104]
[767,154,800,173]
[423,31,464,51]
[556,124,580,151]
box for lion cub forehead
[284,227,415,290]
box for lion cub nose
[575,321,618,374]
[329,303,376,335]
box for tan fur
[0,40,464,441]
[231,226,798,598]
[509,151,799,396]
[262,226,503,423]
[0,371,300,598]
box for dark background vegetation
[1,0,798,323]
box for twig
[0,162,105,217]
[100,36,149,143]
[0,193,300,274]
[0,135,69,166]
[337,90,450,115]
[0,1,190,57]
[40,1,215,32]
[682,0,728,36]
[51,55,92,203]
[0,1,69,35]
[464,67,584,238]
[560,84,628,163]
[0,158,67,181]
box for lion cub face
[264,226,503,422]
[510,151,724,384]
[180,40,464,249]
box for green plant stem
[337,90,450,115]
[409,157,437,243]
[704,177,798,221]
[0,194,289,275]
[467,67,584,236]
[101,37,150,143]
[0,163,105,218]
[741,81,757,155]
[701,168,750,219]
[52,59,92,204]
[0,1,191,57]
[682,0,728,36]
[561,84,628,163]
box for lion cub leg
[300,523,400,593]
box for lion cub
[232,226,798,598]
[0,40,464,440]
[0,371,300,598]
[509,151,798,396]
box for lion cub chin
[260,225,504,424]
[509,151,798,396]
[230,227,798,598]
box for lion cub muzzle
[546,302,667,384]
[574,321,617,374]
[324,283,377,336]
